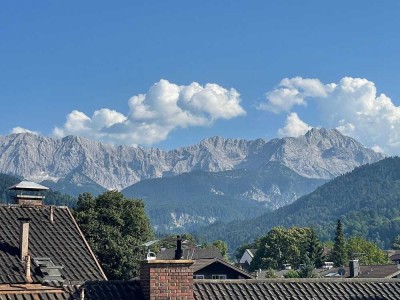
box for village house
[157,246,253,279]
[237,248,257,271]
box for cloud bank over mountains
[261,76,400,154]
[10,77,400,154]
[11,127,39,135]
[52,79,245,146]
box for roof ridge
[65,207,108,281]
[194,278,400,283]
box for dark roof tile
[78,280,145,300]
[0,205,106,284]
[194,279,400,299]
[0,281,144,300]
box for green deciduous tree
[346,236,391,265]
[284,269,299,278]
[74,191,154,280]
[249,226,323,271]
[212,240,228,259]
[264,268,278,278]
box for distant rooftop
[157,247,223,260]
[8,180,49,191]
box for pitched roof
[192,258,254,279]
[157,247,223,260]
[0,204,106,284]
[247,249,257,257]
[320,264,400,279]
[8,181,49,191]
[193,278,400,299]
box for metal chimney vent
[349,260,359,278]
[175,235,183,260]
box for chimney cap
[8,181,49,191]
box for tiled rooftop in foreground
[193,278,400,300]
[0,204,106,284]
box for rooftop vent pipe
[25,255,32,283]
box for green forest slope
[195,157,400,250]
[122,163,326,232]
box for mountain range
[0,128,383,231]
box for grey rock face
[0,128,384,190]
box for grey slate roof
[193,278,400,299]
[157,247,223,260]
[0,204,106,284]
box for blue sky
[1,1,400,153]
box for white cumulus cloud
[54,79,245,146]
[278,113,312,138]
[11,127,39,135]
[261,76,400,154]
[258,77,334,113]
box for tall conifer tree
[330,219,347,266]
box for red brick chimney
[140,260,194,300]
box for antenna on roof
[140,235,198,261]
[140,239,160,261]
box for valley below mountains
[0,128,383,232]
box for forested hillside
[195,157,400,250]
[0,173,76,206]
[123,163,326,232]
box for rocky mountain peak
[0,128,384,190]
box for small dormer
[8,181,49,206]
